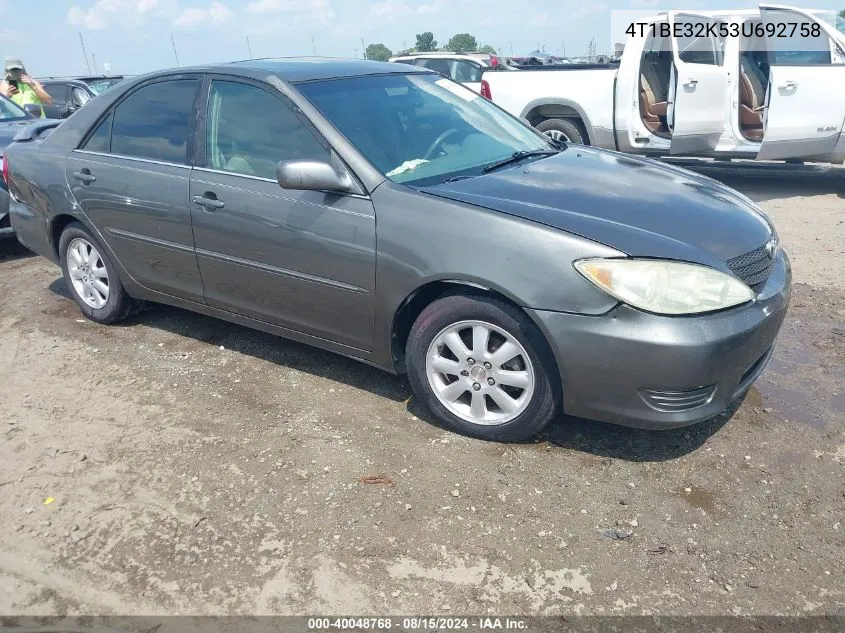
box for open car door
[757,4,845,160]
[668,11,729,154]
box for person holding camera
[0,56,52,117]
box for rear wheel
[536,118,585,145]
[59,222,135,324]
[406,293,559,442]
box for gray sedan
[4,59,790,441]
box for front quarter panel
[371,181,624,365]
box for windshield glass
[297,73,553,185]
[0,95,28,121]
[87,79,122,95]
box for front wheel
[405,293,559,442]
[536,118,586,145]
[59,221,135,324]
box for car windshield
[297,73,554,186]
[86,79,122,95]
[0,94,28,121]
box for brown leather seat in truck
[739,58,766,141]
[639,53,670,135]
[640,74,668,134]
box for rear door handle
[72,171,96,184]
[780,80,797,89]
[682,78,698,87]
[192,194,225,210]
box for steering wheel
[424,128,462,160]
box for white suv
[389,52,498,93]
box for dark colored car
[4,59,791,441]
[39,76,127,119]
[0,93,39,236]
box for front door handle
[192,194,225,210]
[72,171,96,184]
[682,78,698,87]
[780,80,797,89]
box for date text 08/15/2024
[307,617,528,630]
[625,21,822,39]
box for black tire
[536,118,586,145]
[59,221,135,324]
[405,292,559,442]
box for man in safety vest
[0,57,52,117]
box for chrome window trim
[73,149,191,170]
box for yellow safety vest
[10,83,45,118]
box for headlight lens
[574,259,755,315]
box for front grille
[639,385,716,412]
[727,243,774,292]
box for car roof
[390,52,491,63]
[39,78,88,85]
[223,57,432,82]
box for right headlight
[574,258,755,315]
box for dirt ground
[0,162,843,617]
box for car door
[65,76,205,302]
[189,77,376,350]
[756,4,845,159]
[667,11,729,154]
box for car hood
[0,119,35,153]
[420,146,774,267]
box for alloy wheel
[544,129,571,143]
[425,320,535,426]
[67,237,109,309]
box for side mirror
[23,103,42,117]
[276,158,353,193]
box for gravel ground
[0,163,843,616]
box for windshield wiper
[482,149,559,174]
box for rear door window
[418,58,453,77]
[83,113,112,153]
[43,83,68,105]
[451,61,483,82]
[110,79,199,164]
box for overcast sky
[2,0,843,77]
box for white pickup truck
[481,4,845,162]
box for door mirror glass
[23,103,42,117]
[72,87,91,107]
[276,159,352,193]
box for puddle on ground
[678,484,717,514]
[744,323,839,428]
[749,379,825,428]
[766,345,817,374]
[746,387,763,408]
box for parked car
[4,59,790,441]
[0,93,40,237]
[481,4,845,162]
[389,52,508,92]
[38,75,128,119]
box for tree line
[364,32,496,62]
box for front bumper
[528,249,791,429]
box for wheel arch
[521,99,594,144]
[389,279,563,390]
[50,214,81,262]
[49,212,138,294]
